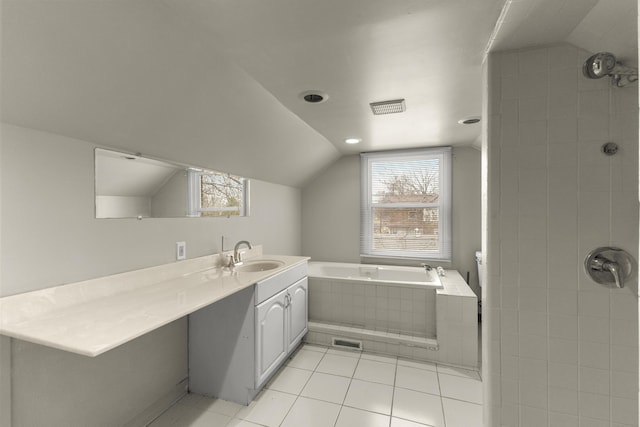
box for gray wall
[484,44,638,426]
[301,147,482,296]
[0,123,303,426]
[151,169,189,217]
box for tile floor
[149,344,482,427]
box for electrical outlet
[176,241,186,260]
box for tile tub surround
[0,246,308,356]
[306,270,478,368]
[150,344,483,427]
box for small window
[188,169,249,217]
[360,147,451,261]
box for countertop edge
[0,254,309,357]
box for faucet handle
[584,247,635,289]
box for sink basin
[235,260,285,273]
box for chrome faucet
[233,240,252,266]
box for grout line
[389,360,398,427]
[436,368,447,427]
[159,344,483,426]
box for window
[360,147,451,261]
[188,169,249,217]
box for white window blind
[361,147,452,261]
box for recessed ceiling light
[458,116,481,125]
[299,90,329,103]
[345,138,361,144]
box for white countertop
[0,249,308,357]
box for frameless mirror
[95,148,249,219]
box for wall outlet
[176,241,186,260]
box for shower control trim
[584,247,635,289]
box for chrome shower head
[582,52,638,87]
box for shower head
[582,52,638,87]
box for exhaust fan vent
[370,99,406,115]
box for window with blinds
[360,147,452,261]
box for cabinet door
[287,278,308,352]
[255,289,288,387]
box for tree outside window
[188,169,248,217]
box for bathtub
[305,261,478,368]
[306,261,441,357]
[307,261,443,289]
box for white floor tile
[179,394,242,417]
[436,364,481,380]
[149,404,188,427]
[390,417,433,427]
[327,347,362,358]
[397,358,437,371]
[442,397,483,427]
[267,366,313,394]
[438,373,483,404]
[395,365,440,395]
[361,352,398,365]
[300,372,351,404]
[280,396,341,427]
[152,404,231,427]
[344,379,394,415]
[335,406,391,427]
[226,419,265,427]
[286,349,325,371]
[354,358,397,385]
[235,389,297,427]
[392,387,445,427]
[302,343,329,353]
[151,348,484,427]
[179,410,231,427]
[315,353,359,377]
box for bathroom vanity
[0,246,308,405]
[189,261,308,404]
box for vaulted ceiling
[1,0,636,187]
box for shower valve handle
[584,247,635,289]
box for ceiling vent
[370,99,406,115]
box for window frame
[187,169,249,217]
[360,147,452,261]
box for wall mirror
[95,148,250,219]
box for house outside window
[360,147,452,261]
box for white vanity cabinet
[189,261,308,405]
[255,275,308,387]
[287,279,308,351]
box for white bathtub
[307,261,442,289]
[306,261,440,357]
[306,262,478,368]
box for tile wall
[485,43,639,426]
[308,279,436,338]
[306,271,478,369]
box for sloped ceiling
[489,0,637,65]
[160,0,506,153]
[0,0,341,187]
[1,0,637,187]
